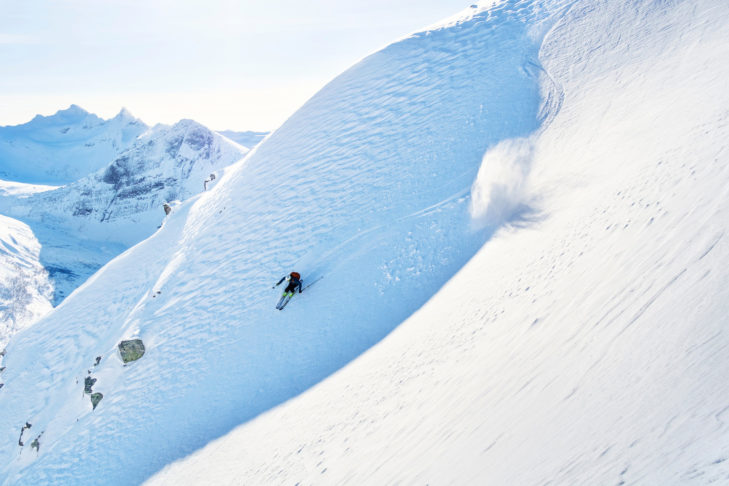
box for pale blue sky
[1,0,472,131]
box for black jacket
[276,275,302,293]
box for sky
[0,0,473,132]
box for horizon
[1,102,269,134]
[0,0,473,132]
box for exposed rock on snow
[118,339,146,364]
[90,393,103,411]
[30,433,42,452]
[84,376,97,394]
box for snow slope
[3,0,729,485]
[147,0,729,484]
[0,216,52,348]
[0,0,555,482]
[0,105,147,185]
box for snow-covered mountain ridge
[1,119,246,246]
[0,105,147,185]
[2,0,729,484]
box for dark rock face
[90,392,103,410]
[166,135,184,158]
[116,180,167,200]
[84,376,97,394]
[102,155,134,190]
[18,422,31,446]
[72,205,93,216]
[185,127,213,157]
[118,339,145,363]
[30,432,43,451]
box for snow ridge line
[534,1,576,132]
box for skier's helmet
[290,271,301,279]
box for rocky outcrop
[118,339,145,363]
[84,376,97,394]
[90,393,103,410]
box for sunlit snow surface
[4,0,729,484]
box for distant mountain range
[1,118,248,244]
[0,105,147,185]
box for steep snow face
[0,216,52,348]
[147,0,729,484]
[0,1,560,484]
[0,105,147,185]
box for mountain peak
[37,104,98,126]
[111,107,145,126]
[173,118,206,130]
[115,107,133,119]
[56,104,89,117]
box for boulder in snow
[84,376,96,394]
[90,392,103,410]
[118,339,145,363]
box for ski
[275,294,288,310]
[278,295,293,310]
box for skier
[273,271,303,310]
